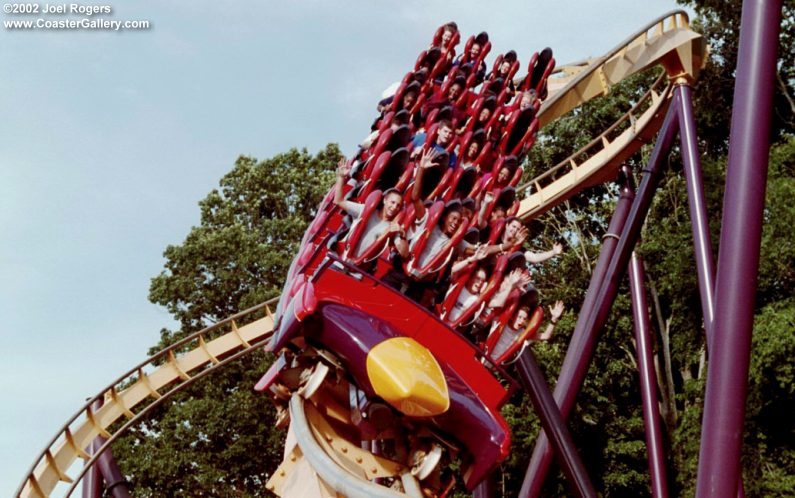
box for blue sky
[0,1,688,494]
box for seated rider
[333,159,404,267]
[430,21,458,52]
[490,300,564,360]
[445,250,532,325]
[411,119,458,169]
[453,32,489,85]
[484,217,564,262]
[422,77,466,122]
[387,150,466,303]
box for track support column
[628,253,669,498]
[521,99,680,497]
[696,0,783,496]
[516,350,597,498]
[676,84,717,344]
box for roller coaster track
[515,9,705,221]
[14,299,279,498]
[16,10,706,498]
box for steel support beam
[696,0,783,496]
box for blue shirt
[412,133,458,169]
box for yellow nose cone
[366,337,450,417]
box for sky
[0,1,690,494]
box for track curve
[514,10,706,222]
[15,299,278,498]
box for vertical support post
[676,84,717,344]
[516,350,597,498]
[96,437,132,498]
[629,253,669,498]
[82,399,103,498]
[521,99,680,497]
[696,0,783,496]
[82,438,103,498]
[81,399,132,498]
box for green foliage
[112,355,284,497]
[113,145,340,496]
[149,146,339,338]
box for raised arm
[524,242,563,264]
[488,268,531,308]
[333,158,351,207]
[537,300,564,341]
[477,191,494,228]
[481,224,529,257]
[411,148,439,221]
[451,245,488,276]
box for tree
[112,145,340,497]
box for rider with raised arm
[490,300,564,360]
[384,149,466,304]
[479,217,563,262]
[445,249,532,325]
[333,159,405,266]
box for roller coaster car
[265,252,518,491]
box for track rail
[515,9,705,221]
[15,298,279,498]
[538,10,704,128]
[517,73,672,220]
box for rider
[333,159,405,265]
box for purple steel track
[696,0,783,496]
[629,253,669,498]
[521,94,681,497]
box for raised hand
[549,300,565,321]
[505,268,522,286]
[472,244,489,261]
[519,272,533,289]
[336,157,350,178]
[552,242,563,256]
[418,148,440,170]
[514,226,529,246]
